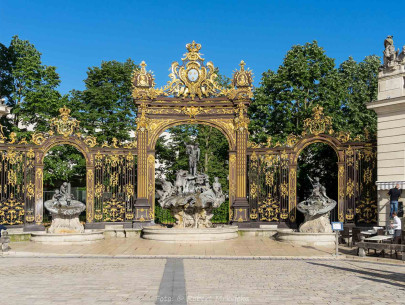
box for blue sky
[1,1,403,95]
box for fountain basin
[276,229,335,247]
[142,225,238,242]
[30,230,104,245]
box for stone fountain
[31,182,104,244]
[276,176,336,247]
[142,144,238,242]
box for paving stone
[1,254,404,304]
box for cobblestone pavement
[8,236,335,257]
[1,257,404,305]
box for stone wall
[367,62,405,226]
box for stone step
[105,225,124,230]
[259,225,278,230]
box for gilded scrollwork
[132,61,164,100]
[0,193,24,225]
[84,136,97,148]
[50,106,80,138]
[302,105,333,136]
[31,133,46,145]
[286,134,299,147]
[132,42,253,102]
[162,41,225,99]
[234,103,250,131]
[103,195,125,222]
[0,125,6,143]
[181,106,206,119]
[345,146,354,166]
[336,131,351,143]
[222,61,254,100]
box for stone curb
[1,251,405,265]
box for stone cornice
[367,96,405,114]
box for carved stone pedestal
[299,214,333,233]
[48,216,84,234]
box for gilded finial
[59,105,71,117]
[140,61,147,73]
[239,60,246,71]
[186,41,202,53]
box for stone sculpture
[297,176,337,233]
[44,182,86,234]
[398,46,405,64]
[157,144,226,228]
[186,144,200,176]
[382,35,405,68]
[0,230,10,252]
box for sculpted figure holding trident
[186,143,200,176]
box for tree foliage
[155,124,230,223]
[155,125,229,192]
[0,36,66,137]
[296,143,339,224]
[69,59,137,144]
[249,41,379,143]
[249,41,379,220]
[43,145,86,187]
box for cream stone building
[367,36,405,226]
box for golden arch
[146,118,236,222]
[148,119,236,151]
[39,136,92,165]
[135,103,250,223]
[34,135,94,226]
[289,134,346,224]
[292,135,344,164]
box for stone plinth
[142,226,238,242]
[48,216,84,234]
[31,231,104,245]
[276,229,335,247]
[299,215,332,233]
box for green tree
[155,125,229,192]
[214,68,232,89]
[249,41,379,143]
[336,55,380,136]
[0,35,66,137]
[43,145,86,187]
[155,124,230,223]
[69,59,137,144]
[249,41,379,224]
[249,41,339,143]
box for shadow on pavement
[307,262,405,290]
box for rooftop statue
[383,35,398,68]
[156,144,226,228]
[381,35,405,68]
[398,46,405,64]
[297,176,337,233]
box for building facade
[367,36,405,226]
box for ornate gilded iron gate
[0,107,139,229]
[131,42,254,224]
[0,148,35,225]
[94,152,137,222]
[247,106,378,225]
[248,151,289,222]
[0,42,378,229]
[354,144,378,224]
